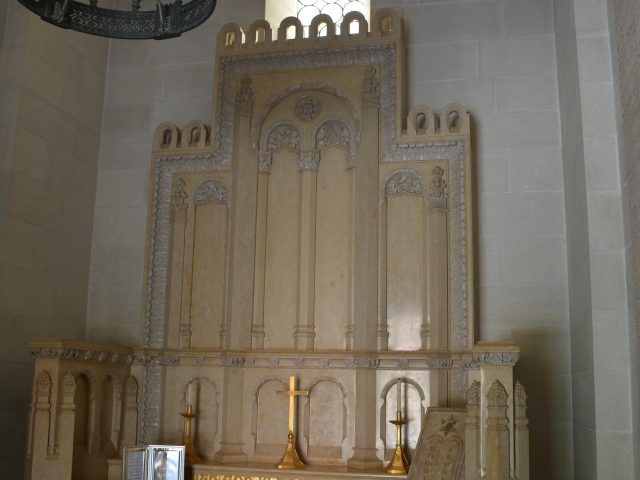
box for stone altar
[24,9,529,480]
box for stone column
[464,380,480,480]
[485,380,510,480]
[251,152,271,349]
[29,371,53,480]
[347,66,381,469]
[214,75,255,462]
[56,373,77,480]
[122,376,139,447]
[295,149,319,350]
[514,381,529,480]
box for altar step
[189,463,407,480]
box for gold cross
[277,375,309,434]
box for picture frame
[123,445,185,480]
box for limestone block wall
[554,0,634,478]
[0,3,108,476]
[87,0,572,477]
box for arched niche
[183,377,219,461]
[252,377,289,460]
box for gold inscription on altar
[194,475,299,480]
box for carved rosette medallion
[385,169,424,197]
[295,96,321,121]
[297,150,320,171]
[193,179,228,206]
[267,124,300,152]
[429,166,448,209]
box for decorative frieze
[266,123,300,152]
[193,179,228,206]
[472,351,520,366]
[384,169,424,197]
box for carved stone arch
[467,380,481,406]
[218,22,243,49]
[251,376,289,456]
[250,376,288,437]
[341,11,368,38]
[248,19,272,46]
[255,83,358,136]
[183,376,220,459]
[125,375,138,398]
[70,370,97,454]
[153,122,179,151]
[182,375,219,406]
[309,14,336,38]
[182,120,208,148]
[441,103,469,134]
[383,169,426,198]
[379,377,427,455]
[192,179,228,206]
[373,8,401,37]
[261,121,301,154]
[278,16,303,42]
[100,373,122,457]
[406,105,436,135]
[313,117,356,168]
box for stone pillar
[251,152,271,349]
[122,376,139,447]
[57,373,77,480]
[347,66,381,469]
[485,380,510,480]
[295,150,319,350]
[514,381,529,480]
[29,371,53,480]
[214,75,255,461]
[464,380,480,480]
[424,165,448,351]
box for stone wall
[87,0,573,477]
[608,0,640,475]
[554,0,634,477]
[0,4,108,475]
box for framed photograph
[123,445,185,480]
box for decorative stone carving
[515,381,527,407]
[267,123,300,152]
[172,178,188,214]
[316,119,350,149]
[36,371,52,397]
[362,65,379,104]
[294,96,321,121]
[472,351,520,366]
[384,169,424,197]
[193,179,228,206]
[466,380,481,406]
[428,166,448,209]
[297,150,320,171]
[258,151,273,173]
[236,75,254,116]
[487,380,508,407]
[344,357,380,369]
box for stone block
[574,0,609,36]
[102,104,153,137]
[99,136,152,170]
[592,309,631,370]
[408,41,478,81]
[504,0,554,36]
[596,431,634,480]
[162,62,215,100]
[410,77,495,114]
[105,67,163,105]
[584,135,620,192]
[477,111,560,150]
[580,81,616,137]
[586,192,624,250]
[406,1,503,44]
[501,235,566,284]
[508,147,563,192]
[577,36,613,82]
[477,149,508,193]
[95,168,149,207]
[590,250,626,309]
[480,35,556,76]
[92,205,147,248]
[496,74,558,112]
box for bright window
[266,0,370,36]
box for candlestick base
[181,406,204,465]
[276,432,305,469]
[385,444,410,475]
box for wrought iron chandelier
[18,0,217,39]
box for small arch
[153,122,179,151]
[248,19,271,46]
[341,11,368,38]
[373,9,401,37]
[278,16,303,42]
[193,179,228,206]
[310,14,335,39]
[406,105,435,135]
[441,103,468,134]
[218,23,243,50]
[183,120,208,148]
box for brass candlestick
[180,404,204,465]
[385,410,410,474]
